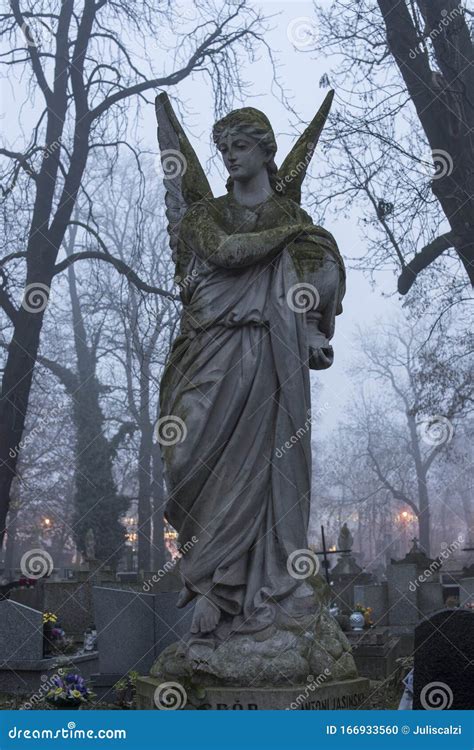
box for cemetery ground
[0,532,472,711]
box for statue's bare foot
[176,586,197,609]
[190,596,221,634]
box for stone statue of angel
[156,92,345,643]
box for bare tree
[309,0,473,300]
[88,159,179,571]
[0,0,267,546]
[320,318,471,555]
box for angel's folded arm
[178,203,310,269]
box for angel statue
[154,92,353,687]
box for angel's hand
[216,223,311,268]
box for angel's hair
[212,107,283,194]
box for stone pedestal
[345,627,400,680]
[136,675,370,710]
[138,592,369,711]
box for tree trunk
[137,422,152,572]
[2,505,19,580]
[377,0,474,284]
[0,298,50,545]
[407,413,431,554]
[151,443,166,571]
[67,251,131,568]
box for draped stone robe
[159,192,344,636]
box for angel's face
[217,131,270,183]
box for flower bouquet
[43,613,75,655]
[43,612,58,656]
[46,671,96,709]
[354,603,374,627]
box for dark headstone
[413,609,474,709]
[93,586,193,679]
[93,587,156,675]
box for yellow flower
[71,690,82,698]
[43,612,58,623]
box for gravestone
[345,627,400,681]
[418,580,445,614]
[9,585,43,612]
[11,571,120,639]
[386,562,419,628]
[41,580,95,637]
[384,540,444,650]
[115,572,139,584]
[93,587,156,675]
[0,600,43,662]
[413,608,474,710]
[331,553,374,614]
[353,583,388,627]
[92,586,193,680]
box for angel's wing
[155,93,213,262]
[277,90,334,205]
